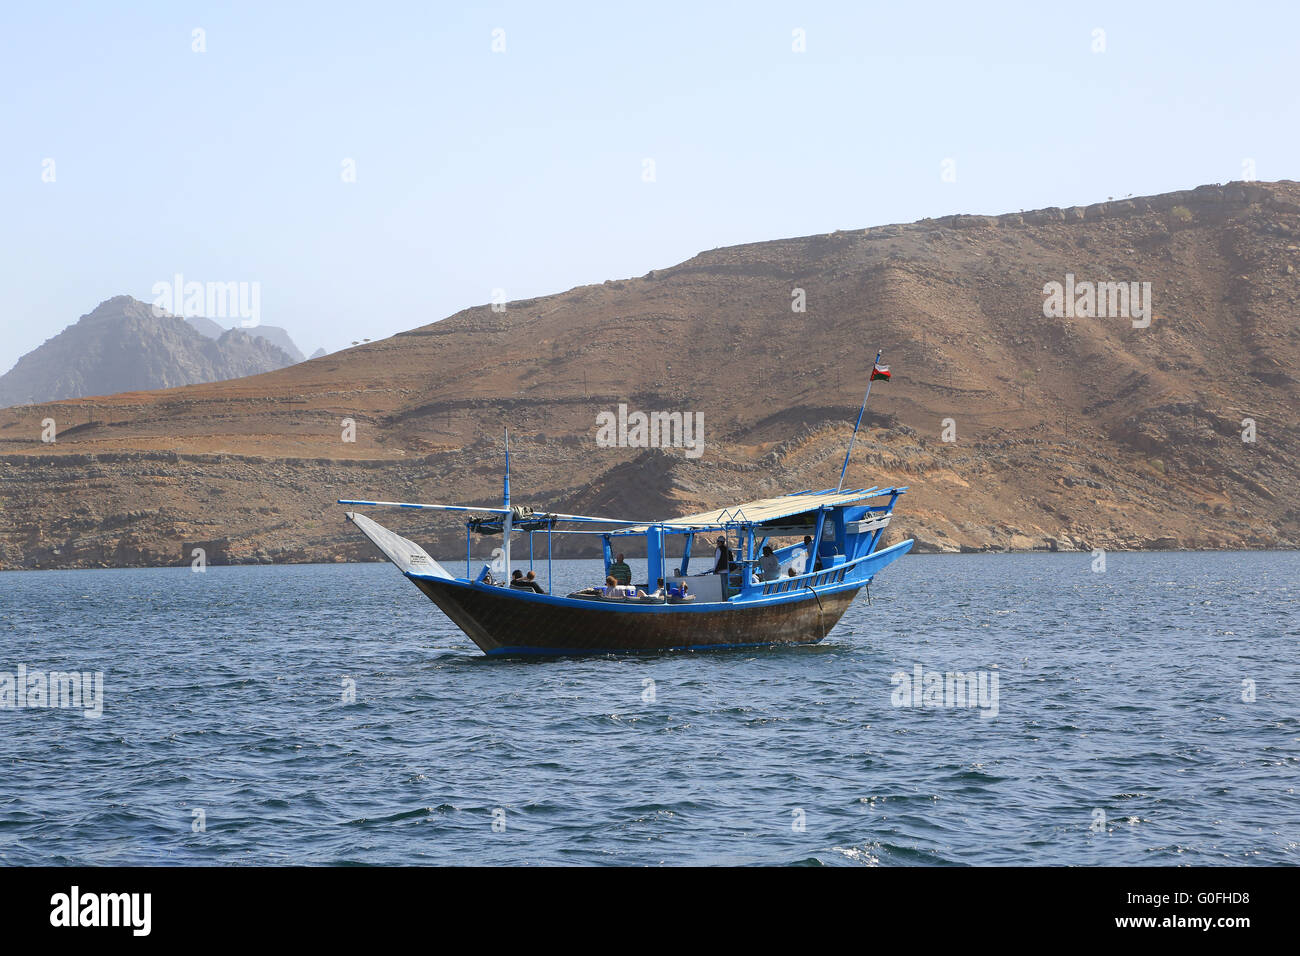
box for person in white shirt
[758,545,781,581]
[602,575,635,598]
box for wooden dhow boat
[342,485,911,656]
[341,353,911,656]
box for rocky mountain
[0,181,1296,569]
[185,315,306,363]
[0,297,298,408]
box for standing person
[608,552,632,585]
[712,535,732,574]
[712,535,733,595]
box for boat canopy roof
[615,486,905,535]
[340,486,907,538]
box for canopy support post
[809,506,828,573]
[501,428,511,580]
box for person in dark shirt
[712,536,732,574]
[608,552,632,585]
[510,569,544,593]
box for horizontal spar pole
[337,499,649,525]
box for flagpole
[836,349,883,493]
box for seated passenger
[516,570,545,593]
[787,567,797,577]
[667,580,690,599]
[509,570,528,588]
[608,553,632,585]
[646,578,666,599]
[602,575,634,598]
[758,545,780,581]
[803,534,823,572]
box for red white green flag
[871,362,891,381]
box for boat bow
[345,510,453,579]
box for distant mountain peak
[183,314,305,363]
[79,295,157,323]
[0,295,299,408]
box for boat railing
[743,553,874,597]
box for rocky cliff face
[0,182,1296,569]
[0,296,297,408]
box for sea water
[0,552,1295,865]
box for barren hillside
[1,181,1296,569]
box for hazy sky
[3,1,1296,373]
